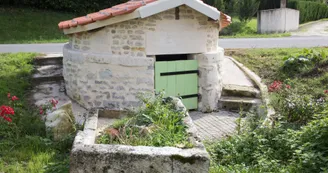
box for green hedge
[260,0,326,10]
[0,0,126,15]
[288,1,328,23]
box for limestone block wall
[189,48,224,112]
[63,5,220,110]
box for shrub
[205,0,225,11]
[272,91,325,124]
[208,112,328,172]
[288,1,328,23]
[268,79,325,124]
[281,49,327,77]
[238,0,261,22]
[260,0,326,10]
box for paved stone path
[222,56,255,87]
[189,111,239,140]
[292,20,328,37]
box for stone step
[218,96,262,112]
[222,84,261,98]
[29,80,87,124]
[33,65,63,78]
[34,54,63,66]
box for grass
[221,18,291,38]
[0,7,74,44]
[226,48,328,94]
[0,53,72,173]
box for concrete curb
[226,56,275,124]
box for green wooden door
[155,60,198,110]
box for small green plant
[282,48,327,77]
[97,93,193,148]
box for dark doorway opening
[156,54,188,61]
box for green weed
[98,93,193,148]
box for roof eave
[62,0,222,35]
[63,10,141,35]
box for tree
[281,0,287,8]
[238,0,261,22]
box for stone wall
[63,5,220,110]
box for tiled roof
[58,0,156,29]
[58,0,231,30]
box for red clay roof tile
[87,12,110,21]
[59,0,156,30]
[58,0,231,30]
[73,16,93,25]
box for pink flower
[269,80,283,92]
[7,93,10,99]
[50,99,59,108]
[324,90,328,94]
[286,85,291,89]
[11,96,19,101]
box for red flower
[324,90,328,94]
[7,93,10,99]
[0,105,14,122]
[39,107,44,115]
[11,96,19,101]
[286,85,291,89]
[269,80,283,92]
[50,99,59,108]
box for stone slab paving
[189,111,239,140]
[222,56,255,87]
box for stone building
[58,0,231,112]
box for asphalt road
[0,36,327,53]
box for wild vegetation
[0,53,73,173]
[208,48,328,172]
[97,94,193,148]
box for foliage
[211,47,328,172]
[220,17,291,38]
[270,87,325,125]
[208,114,328,172]
[0,7,74,44]
[260,0,326,10]
[238,0,261,22]
[0,0,126,15]
[282,48,327,77]
[206,0,225,11]
[98,93,192,148]
[0,53,74,173]
[288,1,328,23]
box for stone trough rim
[70,107,210,172]
[77,108,207,149]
